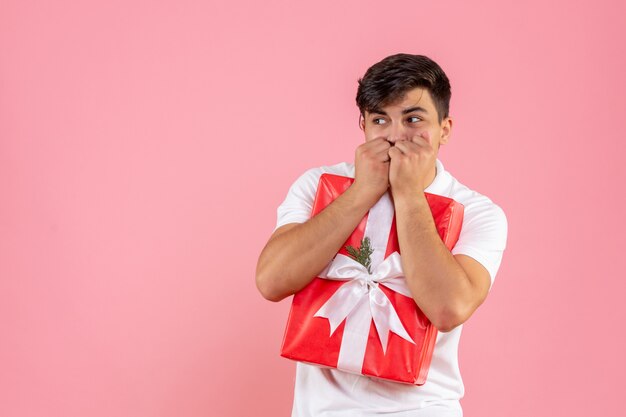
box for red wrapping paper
[280,173,464,385]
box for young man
[256,54,508,416]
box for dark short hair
[356,53,451,123]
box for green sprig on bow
[345,236,374,274]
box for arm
[393,193,492,332]
[388,132,499,332]
[255,184,374,302]
[256,138,393,302]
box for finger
[360,136,384,143]
[368,136,390,144]
[361,137,389,150]
[357,140,390,159]
[411,131,431,145]
[369,142,392,162]
[373,137,393,147]
[388,146,403,158]
[368,140,393,155]
[392,140,418,153]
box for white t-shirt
[274,158,508,417]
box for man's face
[360,87,452,152]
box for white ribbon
[314,251,416,374]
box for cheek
[363,126,384,141]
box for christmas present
[280,173,464,385]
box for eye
[407,116,421,123]
[372,118,387,125]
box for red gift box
[280,173,464,385]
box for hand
[352,137,392,204]
[388,131,436,197]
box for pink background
[2,1,625,416]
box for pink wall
[2,1,625,416]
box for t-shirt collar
[424,158,448,195]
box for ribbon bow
[314,251,415,356]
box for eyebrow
[370,106,429,115]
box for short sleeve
[451,200,508,290]
[273,167,324,232]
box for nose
[386,122,409,144]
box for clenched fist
[352,137,392,205]
[388,131,436,197]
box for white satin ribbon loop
[315,279,368,334]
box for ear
[359,113,365,131]
[439,116,453,145]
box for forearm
[393,192,471,331]
[256,185,375,302]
